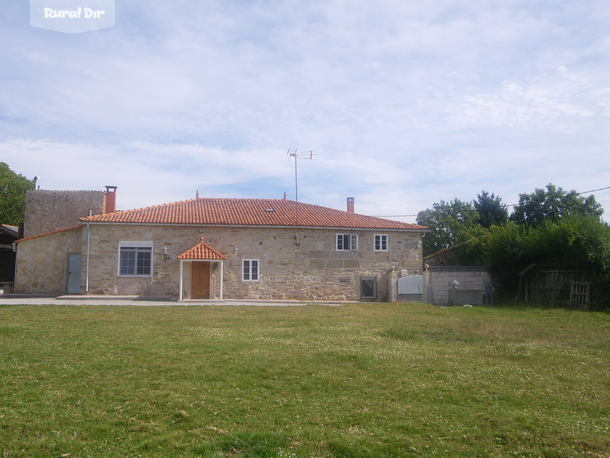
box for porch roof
[177,240,225,260]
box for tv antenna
[287,148,315,204]
[287,148,316,227]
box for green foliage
[510,183,603,226]
[422,184,608,302]
[416,199,479,256]
[473,190,508,228]
[0,162,34,225]
[464,216,610,302]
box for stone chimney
[104,186,118,213]
[347,197,354,213]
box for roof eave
[15,225,81,244]
[79,221,428,232]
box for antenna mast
[287,148,315,226]
[287,148,314,204]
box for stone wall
[24,190,104,237]
[14,228,82,294]
[423,267,492,305]
[83,224,423,301]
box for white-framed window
[374,234,388,251]
[336,234,358,251]
[118,241,153,277]
[242,259,259,281]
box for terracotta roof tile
[178,240,225,260]
[81,198,426,231]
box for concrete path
[0,295,349,307]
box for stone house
[14,188,427,301]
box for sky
[1,0,609,222]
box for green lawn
[0,303,608,457]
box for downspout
[12,242,17,291]
[85,222,91,294]
[179,260,184,301]
[220,260,224,300]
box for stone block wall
[84,224,423,301]
[423,267,492,305]
[14,228,82,294]
[24,190,104,237]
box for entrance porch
[177,238,226,301]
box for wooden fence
[523,268,592,306]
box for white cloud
[0,1,609,221]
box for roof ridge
[81,197,294,221]
[30,189,104,193]
[83,197,201,220]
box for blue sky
[1,0,609,221]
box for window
[242,259,259,281]
[374,234,388,251]
[118,242,152,276]
[336,234,358,251]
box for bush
[455,216,610,305]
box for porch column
[179,260,184,301]
[219,261,224,301]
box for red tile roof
[178,240,225,260]
[81,198,426,231]
[15,225,80,244]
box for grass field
[0,303,608,457]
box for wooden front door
[191,262,211,299]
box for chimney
[347,197,354,213]
[104,186,118,213]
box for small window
[336,234,358,251]
[374,234,388,251]
[243,259,259,281]
[118,242,152,276]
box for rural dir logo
[30,0,115,33]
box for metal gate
[66,254,81,294]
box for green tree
[510,183,603,226]
[475,215,610,304]
[0,163,34,225]
[473,190,508,228]
[416,199,479,256]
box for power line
[373,185,610,217]
[506,185,610,207]
[576,186,610,195]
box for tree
[510,183,603,226]
[473,190,508,228]
[476,215,610,304]
[0,162,34,226]
[416,199,479,256]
